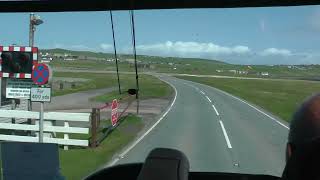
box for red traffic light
[1,52,32,73]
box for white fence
[0,99,28,123]
[0,109,91,147]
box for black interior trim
[0,0,320,12]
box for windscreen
[0,6,319,179]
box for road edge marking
[219,120,232,149]
[107,76,178,167]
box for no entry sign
[32,63,50,85]
[111,99,118,126]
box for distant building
[238,71,248,75]
[261,72,269,76]
[228,70,237,74]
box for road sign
[32,63,49,85]
[30,87,51,102]
[6,79,34,99]
[111,99,118,126]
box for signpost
[31,63,51,143]
[111,99,118,126]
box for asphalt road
[110,76,289,177]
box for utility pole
[130,10,139,115]
[109,11,121,95]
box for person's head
[287,93,320,161]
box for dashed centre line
[219,120,233,149]
[205,96,212,103]
[212,104,220,116]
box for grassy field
[46,48,320,80]
[92,75,173,103]
[178,76,320,121]
[53,72,173,100]
[59,114,144,180]
[53,72,118,96]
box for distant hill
[40,48,227,65]
[41,48,114,59]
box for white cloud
[52,43,94,51]
[70,44,93,51]
[136,41,251,57]
[260,48,292,56]
[100,43,113,51]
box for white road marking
[219,120,232,149]
[197,83,290,130]
[205,96,212,103]
[107,78,178,167]
[212,105,220,116]
[200,91,205,95]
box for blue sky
[1,5,320,64]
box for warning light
[1,52,33,73]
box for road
[110,76,289,177]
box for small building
[228,70,237,74]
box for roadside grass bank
[58,114,143,180]
[177,76,320,121]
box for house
[261,72,269,76]
[228,70,237,74]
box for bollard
[71,82,76,89]
[59,82,64,90]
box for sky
[1,5,320,65]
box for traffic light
[1,51,33,73]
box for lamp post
[28,13,43,126]
[29,13,43,47]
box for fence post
[97,108,100,129]
[64,121,69,150]
[90,108,97,148]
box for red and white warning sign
[111,99,119,126]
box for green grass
[91,75,173,103]
[53,72,173,100]
[46,48,320,80]
[53,72,120,96]
[178,76,320,122]
[59,114,143,180]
